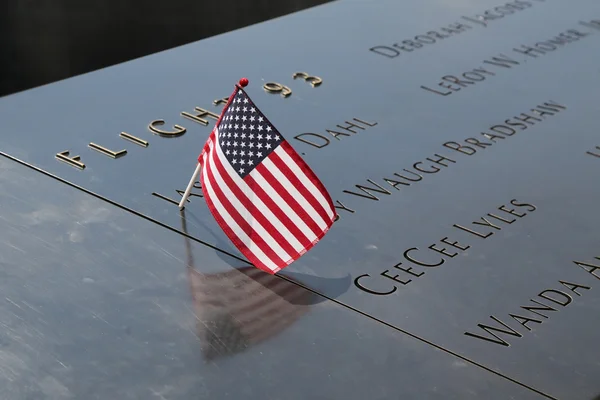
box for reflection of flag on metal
[187,266,312,360]
[180,210,313,360]
[179,78,336,274]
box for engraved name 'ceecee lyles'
[354,199,536,295]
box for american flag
[197,81,336,274]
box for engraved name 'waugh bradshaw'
[334,100,566,217]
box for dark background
[0,0,331,98]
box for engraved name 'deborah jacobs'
[335,100,565,217]
[370,0,547,60]
[354,199,536,295]
[465,256,600,347]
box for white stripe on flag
[207,143,292,263]
[248,167,318,243]
[201,151,276,270]
[262,157,328,230]
[214,141,306,253]
[274,146,335,219]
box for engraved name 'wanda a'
[465,256,600,347]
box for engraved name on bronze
[354,199,536,296]
[462,0,543,25]
[153,180,203,207]
[421,28,591,96]
[465,256,600,347]
[453,199,536,239]
[443,101,566,155]
[579,19,600,31]
[336,100,564,217]
[371,0,546,59]
[575,257,600,280]
[294,118,378,149]
[370,23,472,58]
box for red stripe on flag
[200,165,266,271]
[243,173,314,250]
[199,131,217,166]
[205,152,286,269]
[269,149,331,226]
[255,161,323,239]
[280,141,336,213]
[211,149,301,261]
[194,86,337,273]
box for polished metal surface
[0,0,599,398]
[0,158,541,399]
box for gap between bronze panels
[0,150,558,400]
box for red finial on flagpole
[239,77,249,87]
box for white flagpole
[178,163,202,209]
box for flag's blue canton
[217,89,284,179]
